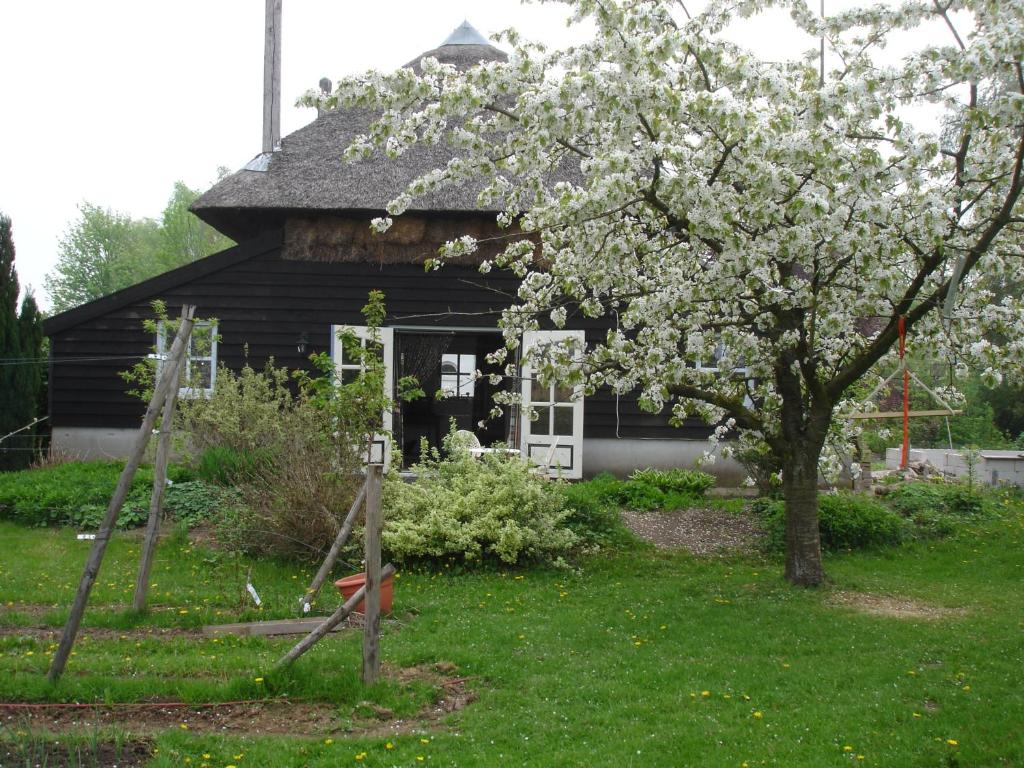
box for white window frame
[155,320,218,399]
[331,324,394,469]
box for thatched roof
[192,22,522,241]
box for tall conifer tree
[0,214,44,470]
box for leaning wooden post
[275,563,395,671]
[299,480,367,614]
[132,349,187,612]
[47,306,196,684]
[362,463,384,685]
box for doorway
[395,331,510,465]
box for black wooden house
[42,23,743,482]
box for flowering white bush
[382,434,577,565]
[313,0,1024,584]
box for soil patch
[0,625,201,640]
[828,591,968,620]
[0,738,152,767]
[622,507,765,555]
[0,664,475,738]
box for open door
[331,325,394,470]
[520,330,584,479]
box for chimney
[317,78,332,117]
[262,0,282,153]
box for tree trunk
[781,450,826,586]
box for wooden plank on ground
[202,617,355,637]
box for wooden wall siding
[48,231,711,440]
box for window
[440,353,475,398]
[156,321,218,398]
[336,332,384,385]
[530,376,575,436]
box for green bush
[753,492,907,552]
[164,480,239,528]
[0,461,191,529]
[572,469,714,512]
[382,435,578,566]
[556,481,633,548]
[882,481,986,538]
[196,446,269,487]
[629,468,716,497]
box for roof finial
[441,20,491,46]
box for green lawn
[1,505,1022,767]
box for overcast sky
[0,1,940,312]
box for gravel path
[621,506,765,555]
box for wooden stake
[47,306,196,684]
[299,480,367,614]
[274,563,395,671]
[362,464,383,685]
[132,354,183,612]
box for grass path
[1,508,1022,767]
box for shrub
[163,480,239,528]
[629,468,716,497]
[753,492,907,552]
[0,460,191,529]
[556,481,633,548]
[196,446,269,487]
[882,481,986,538]
[382,433,578,566]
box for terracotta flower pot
[334,571,394,614]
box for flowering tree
[317,0,1024,585]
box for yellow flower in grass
[254,677,264,684]
[843,746,853,753]
[385,742,394,749]
[947,740,959,747]
[752,711,764,719]
[324,739,333,746]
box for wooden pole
[132,352,185,612]
[299,480,367,614]
[47,306,196,684]
[899,316,910,470]
[262,0,282,153]
[362,464,383,685]
[275,563,395,671]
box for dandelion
[947,740,959,746]
[752,711,764,719]
[417,758,425,762]
[385,742,394,749]
[254,677,264,684]
[701,691,711,698]
[420,738,430,744]
[355,752,366,761]
[856,755,865,761]
[180,723,189,730]
[843,746,853,752]
[324,739,334,746]
[203,755,211,760]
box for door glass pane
[533,406,550,434]
[553,405,573,436]
[341,335,361,364]
[341,367,360,385]
[553,383,573,403]
[531,377,548,403]
[366,339,384,362]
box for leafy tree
[0,214,45,470]
[325,0,1024,584]
[46,181,233,313]
[156,180,233,270]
